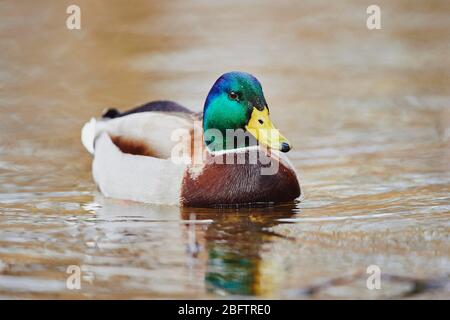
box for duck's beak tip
[280,142,291,153]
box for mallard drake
[81,72,301,207]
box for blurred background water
[0,0,449,298]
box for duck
[81,72,301,207]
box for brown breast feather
[180,150,301,207]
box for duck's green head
[203,72,291,152]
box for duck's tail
[81,117,98,154]
[102,108,120,119]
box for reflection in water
[181,205,298,296]
[70,197,299,297]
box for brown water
[0,0,449,299]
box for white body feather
[81,113,191,205]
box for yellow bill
[245,107,291,152]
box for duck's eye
[228,91,239,101]
[258,119,264,125]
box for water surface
[0,0,449,299]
